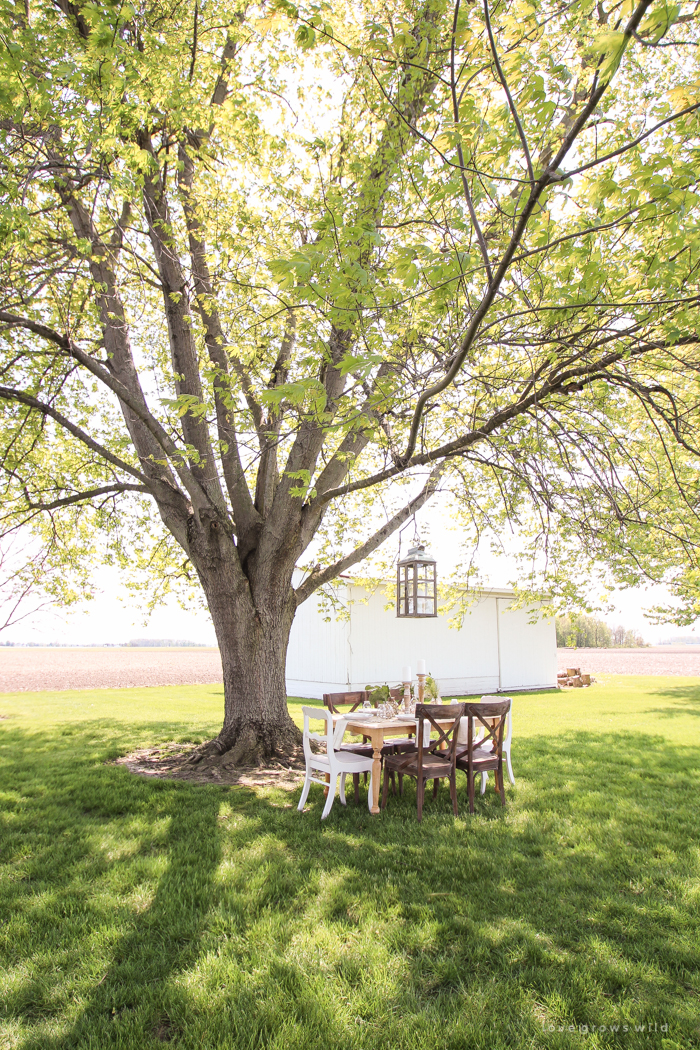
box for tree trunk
[212,591,300,765]
[188,526,302,768]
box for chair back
[301,706,334,759]
[302,705,351,759]
[323,691,368,714]
[414,703,465,772]
[480,695,513,749]
[460,700,511,759]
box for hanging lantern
[396,544,437,618]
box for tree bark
[187,518,301,766]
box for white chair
[298,707,375,819]
[477,695,514,794]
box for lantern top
[397,544,436,567]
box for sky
[1,565,218,647]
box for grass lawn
[1,677,699,1050]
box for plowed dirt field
[557,646,700,677]
[0,644,697,693]
[0,647,223,692]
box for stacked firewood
[557,666,594,688]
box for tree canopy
[1,0,699,655]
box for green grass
[1,677,699,1050]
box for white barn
[286,579,557,699]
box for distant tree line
[556,615,646,648]
[0,639,206,647]
[126,639,206,647]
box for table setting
[334,658,453,814]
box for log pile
[557,666,594,688]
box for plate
[395,714,418,722]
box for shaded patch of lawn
[0,678,699,1049]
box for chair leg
[353,773,360,804]
[506,751,515,785]
[398,773,404,796]
[417,777,425,822]
[339,772,347,805]
[468,771,475,814]
[450,773,458,816]
[322,775,338,819]
[298,772,312,812]
[367,770,374,814]
[498,765,506,805]
[390,770,396,796]
[381,764,391,811]
[433,778,439,800]
[480,772,487,795]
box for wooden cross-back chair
[322,687,404,713]
[475,695,515,794]
[381,703,465,821]
[455,700,511,813]
[322,691,369,714]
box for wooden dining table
[338,713,456,815]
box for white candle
[416,659,426,674]
[402,665,411,682]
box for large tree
[1,0,699,762]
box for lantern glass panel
[396,545,437,617]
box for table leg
[370,746,382,814]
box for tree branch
[0,310,215,516]
[559,101,700,181]
[138,130,227,514]
[267,0,446,544]
[51,0,90,39]
[177,142,260,534]
[397,0,656,467]
[451,0,493,283]
[318,334,699,503]
[483,0,534,183]
[24,483,149,512]
[255,310,297,518]
[44,170,196,540]
[0,385,155,487]
[295,462,446,604]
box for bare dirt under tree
[113,740,305,788]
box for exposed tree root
[206,718,300,761]
[112,719,305,787]
[207,719,303,766]
[113,738,305,787]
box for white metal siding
[286,589,349,697]
[496,599,558,690]
[345,585,501,696]
[286,582,556,698]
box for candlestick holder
[403,679,412,712]
[416,672,426,706]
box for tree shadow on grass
[1,722,699,1050]
[644,681,700,719]
[0,721,224,1048]
[199,728,700,1050]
